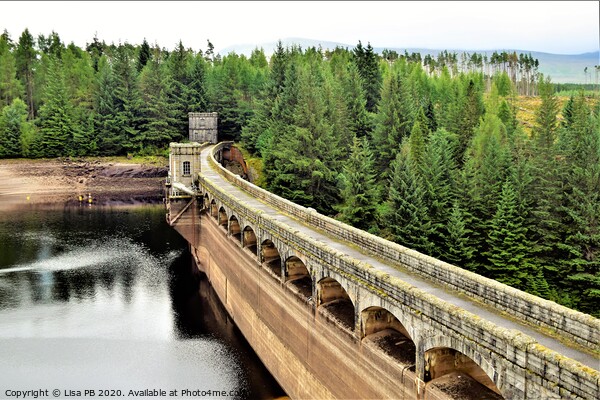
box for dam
[165,138,599,399]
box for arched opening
[210,200,218,219]
[260,239,281,280]
[284,256,312,299]
[317,277,355,331]
[424,347,503,399]
[243,226,258,255]
[203,194,210,210]
[229,216,241,242]
[218,207,227,227]
[361,307,416,367]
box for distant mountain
[218,38,599,84]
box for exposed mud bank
[0,158,167,211]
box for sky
[1,1,599,55]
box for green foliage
[421,128,460,259]
[15,28,36,118]
[371,70,413,178]
[0,33,23,108]
[138,47,179,148]
[483,180,536,289]
[0,28,598,315]
[533,76,559,148]
[382,141,433,254]
[0,98,29,157]
[336,137,379,231]
[37,57,78,157]
[353,41,381,112]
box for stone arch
[210,199,218,219]
[260,239,281,281]
[218,207,227,227]
[361,306,416,367]
[242,225,258,256]
[284,256,312,299]
[229,215,241,242]
[317,277,355,331]
[423,337,503,399]
[203,193,210,210]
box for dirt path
[0,158,167,211]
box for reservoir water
[0,203,284,399]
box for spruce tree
[137,38,151,72]
[456,77,485,159]
[461,114,512,270]
[484,179,535,289]
[94,55,121,155]
[555,95,600,315]
[266,62,341,214]
[138,47,179,151]
[382,140,433,255]
[336,136,379,231]
[0,98,29,157]
[421,128,459,258]
[371,71,412,178]
[112,43,142,154]
[37,57,78,157]
[532,76,558,149]
[529,77,566,297]
[353,41,381,112]
[444,201,476,269]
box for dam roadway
[170,142,599,399]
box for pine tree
[336,136,379,231]
[15,28,36,118]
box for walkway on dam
[199,145,599,370]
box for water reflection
[0,203,285,399]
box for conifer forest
[0,29,598,316]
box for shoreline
[0,158,167,212]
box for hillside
[219,38,599,84]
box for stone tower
[188,112,218,143]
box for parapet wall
[208,143,599,350]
